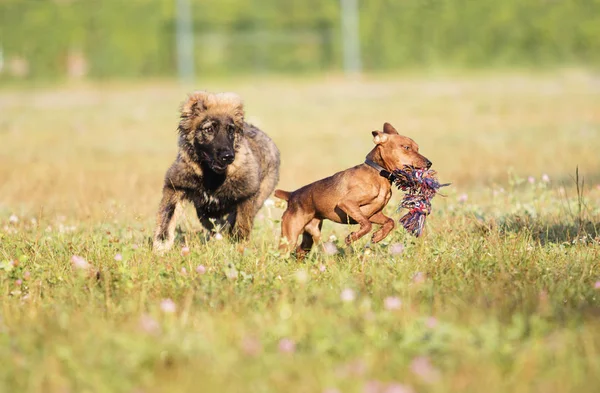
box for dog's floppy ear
[383,122,399,135]
[180,91,211,119]
[372,131,389,144]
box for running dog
[274,123,430,256]
[153,91,280,253]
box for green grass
[1,71,600,393]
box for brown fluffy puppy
[153,91,280,253]
[275,123,431,257]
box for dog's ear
[383,122,399,135]
[372,131,389,144]
[180,91,210,119]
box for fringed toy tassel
[392,167,449,237]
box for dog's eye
[202,125,214,134]
[403,145,410,151]
[227,125,235,135]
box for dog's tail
[274,189,291,201]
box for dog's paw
[372,228,393,243]
[371,231,385,243]
[345,234,354,245]
[152,241,172,255]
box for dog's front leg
[337,201,373,245]
[153,187,184,254]
[369,211,395,243]
[231,198,256,240]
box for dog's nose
[217,150,235,165]
[425,159,432,169]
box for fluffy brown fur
[153,91,280,253]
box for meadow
[1,70,600,393]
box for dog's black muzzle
[217,149,235,166]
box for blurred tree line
[0,0,599,80]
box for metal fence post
[340,0,362,75]
[176,0,195,83]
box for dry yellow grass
[1,70,598,221]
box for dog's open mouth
[196,149,229,174]
[208,161,228,174]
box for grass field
[1,70,600,393]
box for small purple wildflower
[71,255,90,270]
[458,193,468,203]
[389,243,404,255]
[363,380,382,393]
[410,356,440,383]
[336,359,367,377]
[196,265,206,274]
[15,279,22,286]
[341,288,356,303]
[9,214,18,224]
[278,338,296,354]
[23,271,31,280]
[384,296,402,311]
[594,281,600,289]
[240,336,262,357]
[528,176,535,184]
[323,241,339,255]
[384,383,415,393]
[180,267,188,275]
[139,314,160,335]
[425,316,438,329]
[160,299,177,314]
[181,246,190,256]
[412,271,426,284]
[542,174,550,183]
[114,253,123,262]
[319,264,326,272]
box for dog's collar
[365,159,396,183]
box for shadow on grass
[493,215,599,245]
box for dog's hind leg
[153,188,185,254]
[279,209,312,254]
[297,219,323,256]
[369,211,395,243]
[337,201,373,245]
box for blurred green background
[1,0,600,81]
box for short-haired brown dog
[274,123,431,256]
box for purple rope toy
[392,166,450,237]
